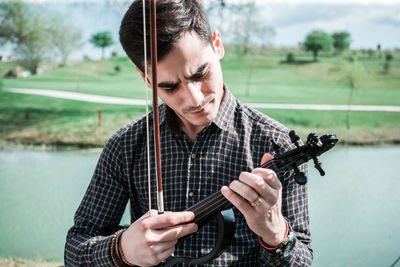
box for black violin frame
[163,131,338,266]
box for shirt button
[191,153,196,159]
[188,191,194,198]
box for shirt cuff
[259,236,313,266]
[90,235,115,266]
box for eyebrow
[157,62,209,89]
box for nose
[184,82,204,108]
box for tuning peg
[289,130,301,148]
[271,138,281,156]
[312,156,325,176]
[294,172,308,185]
[307,133,322,147]
[292,164,308,185]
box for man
[65,0,312,266]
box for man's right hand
[120,210,198,266]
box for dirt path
[5,88,400,112]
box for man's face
[149,30,225,134]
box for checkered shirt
[65,88,312,266]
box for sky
[256,1,400,49]
[3,0,400,59]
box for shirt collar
[161,84,236,134]
[212,84,236,131]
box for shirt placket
[183,137,200,210]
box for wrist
[259,218,289,249]
[110,229,136,267]
[118,230,137,266]
[259,219,297,259]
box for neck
[181,124,205,143]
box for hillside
[1,49,399,148]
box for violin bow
[145,0,164,214]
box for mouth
[190,106,207,115]
[185,96,215,114]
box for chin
[190,112,215,126]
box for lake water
[0,146,399,266]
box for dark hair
[119,0,213,72]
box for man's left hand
[221,153,286,247]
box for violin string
[189,154,309,222]
[192,174,277,220]
[189,193,224,214]
[142,0,151,212]
[261,153,307,172]
[191,193,228,222]
[194,202,227,222]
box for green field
[1,48,399,148]
[0,257,61,267]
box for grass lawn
[0,257,62,267]
[0,91,145,148]
[1,48,399,148]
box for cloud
[260,4,353,28]
[260,3,400,29]
[372,9,400,26]
[250,2,400,48]
[256,0,400,4]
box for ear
[134,66,152,88]
[212,30,224,59]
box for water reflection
[0,146,399,266]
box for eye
[192,69,209,80]
[163,84,178,93]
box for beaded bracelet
[110,229,124,267]
[116,230,136,266]
[109,229,136,267]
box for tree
[332,31,351,54]
[0,0,53,74]
[0,0,23,45]
[90,31,114,59]
[221,1,274,97]
[343,61,367,129]
[383,52,393,74]
[230,2,275,54]
[0,0,83,73]
[49,15,83,66]
[303,30,334,61]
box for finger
[238,170,278,199]
[155,223,198,242]
[144,245,176,266]
[149,240,177,254]
[138,209,159,220]
[146,211,195,229]
[237,171,280,204]
[252,168,282,191]
[221,185,255,217]
[229,178,259,203]
[260,153,273,165]
[157,246,176,262]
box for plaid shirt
[65,88,312,266]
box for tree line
[303,30,351,61]
[0,0,114,75]
[0,0,394,76]
[0,0,82,74]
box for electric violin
[163,131,338,266]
